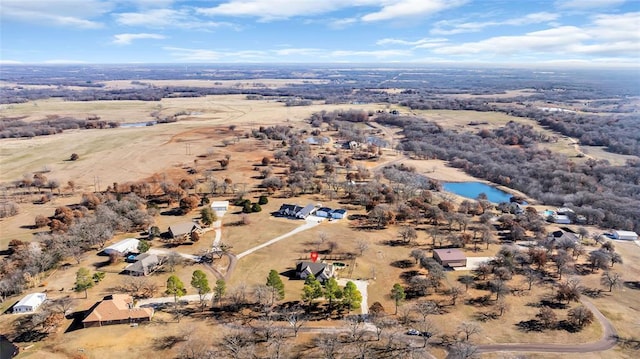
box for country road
[477,298,618,353]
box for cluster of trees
[379,115,640,232]
[0,193,154,300]
[0,116,123,139]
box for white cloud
[274,48,324,56]
[196,0,354,21]
[377,37,448,48]
[113,33,166,45]
[197,0,465,22]
[555,0,626,9]
[163,47,270,62]
[330,49,413,58]
[361,0,468,22]
[432,12,640,58]
[114,8,233,29]
[432,12,559,35]
[0,0,109,28]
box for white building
[102,238,140,256]
[551,214,571,224]
[612,230,638,241]
[13,293,47,313]
[211,201,229,213]
[331,209,347,219]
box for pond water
[120,121,157,128]
[443,182,513,203]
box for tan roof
[83,294,153,323]
[433,248,466,261]
[169,222,200,237]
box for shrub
[69,153,79,161]
[258,195,269,205]
[251,203,262,213]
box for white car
[406,329,420,336]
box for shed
[211,201,229,213]
[13,292,47,313]
[330,209,347,219]
[316,207,333,218]
[433,249,467,268]
[612,230,638,241]
[102,238,140,256]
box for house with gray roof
[124,253,162,276]
[295,261,335,282]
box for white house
[612,230,638,241]
[331,209,347,219]
[13,293,47,313]
[102,238,140,256]
[211,201,229,213]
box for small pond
[443,182,513,203]
[120,121,157,128]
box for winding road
[477,298,618,353]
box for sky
[0,0,638,67]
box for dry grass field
[1,94,639,359]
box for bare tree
[398,225,418,244]
[449,286,465,306]
[568,306,595,329]
[600,271,622,292]
[457,321,482,341]
[46,296,75,316]
[536,307,557,329]
[315,334,342,359]
[286,306,307,337]
[413,300,438,322]
[495,298,509,317]
[356,240,370,256]
[448,341,478,359]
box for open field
[1,94,639,359]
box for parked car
[406,329,420,336]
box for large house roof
[296,261,330,277]
[169,222,200,237]
[83,294,153,323]
[124,253,160,274]
[433,248,466,261]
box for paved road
[477,298,618,353]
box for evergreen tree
[342,281,362,312]
[200,207,217,226]
[166,275,186,321]
[324,277,342,311]
[266,269,285,305]
[390,283,406,315]
[302,274,323,309]
[75,267,94,298]
[191,270,211,311]
[214,279,226,307]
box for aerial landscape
[0,1,639,359]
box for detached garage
[612,230,638,241]
[433,248,467,268]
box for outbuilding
[315,207,333,218]
[612,230,639,241]
[330,209,347,219]
[211,201,229,213]
[433,248,467,268]
[13,292,47,313]
[102,238,140,256]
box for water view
[443,182,513,203]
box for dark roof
[296,261,329,277]
[433,248,466,261]
[317,207,333,212]
[332,209,347,214]
[549,230,579,242]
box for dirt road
[477,299,618,353]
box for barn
[612,230,638,241]
[13,293,47,313]
[433,248,467,268]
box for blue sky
[1,0,638,67]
